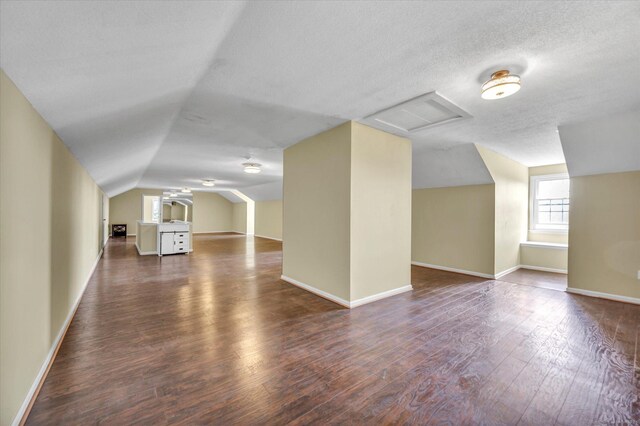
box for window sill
[521,241,568,250]
[529,229,568,235]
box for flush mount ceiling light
[481,70,521,100]
[202,180,215,187]
[243,163,262,174]
[169,192,177,197]
[181,187,191,193]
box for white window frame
[141,194,162,224]
[530,173,570,233]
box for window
[142,195,161,223]
[531,174,570,231]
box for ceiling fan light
[481,70,521,100]
[243,162,262,174]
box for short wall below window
[520,243,568,273]
[527,230,568,245]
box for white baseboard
[350,285,413,308]
[411,261,495,279]
[280,275,412,309]
[192,230,234,235]
[254,234,282,242]
[12,247,104,426]
[520,265,568,274]
[566,287,640,305]
[281,275,351,307]
[411,261,568,280]
[135,242,157,256]
[494,265,522,279]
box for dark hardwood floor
[27,234,639,425]
[501,268,567,292]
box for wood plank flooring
[27,234,640,425]
[501,269,567,292]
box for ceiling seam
[132,2,249,190]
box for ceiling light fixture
[181,187,191,193]
[202,180,215,187]
[243,162,262,174]
[481,70,521,100]
[169,192,177,197]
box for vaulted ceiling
[1,1,639,199]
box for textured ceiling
[1,1,639,198]
[559,110,640,178]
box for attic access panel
[363,92,471,133]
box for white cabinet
[158,223,190,256]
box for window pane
[143,195,161,223]
[550,212,563,223]
[537,179,570,199]
[538,211,551,223]
[152,198,160,223]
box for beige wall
[111,190,233,235]
[527,232,569,245]
[171,202,186,222]
[255,200,283,240]
[232,202,247,234]
[521,246,568,272]
[283,122,411,303]
[192,191,232,233]
[136,222,158,253]
[350,122,412,299]
[283,122,352,300]
[412,185,496,276]
[102,193,110,247]
[568,171,640,299]
[477,145,528,274]
[109,188,163,235]
[1,70,104,425]
[162,204,171,222]
[529,163,568,177]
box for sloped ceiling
[559,110,640,177]
[1,1,639,198]
[413,144,493,189]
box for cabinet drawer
[174,237,189,244]
[175,233,188,239]
[174,245,187,253]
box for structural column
[282,121,412,308]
